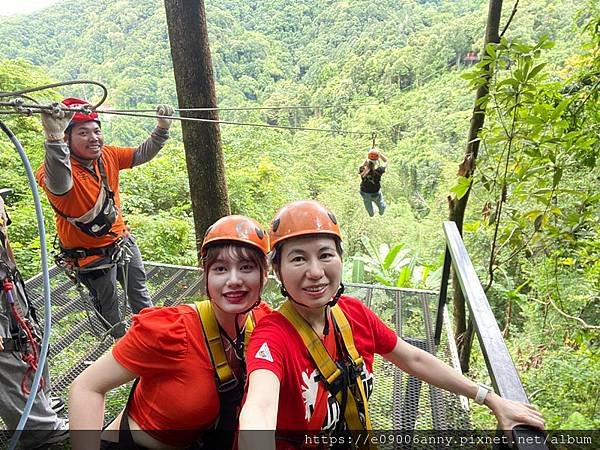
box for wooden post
[164,0,230,263]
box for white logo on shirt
[299,364,374,431]
[302,369,320,420]
[255,342,273,362]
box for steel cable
[0,80,401,136]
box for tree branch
[545,294,600,330]
[500,0,519,38]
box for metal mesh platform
[2,262,471,446]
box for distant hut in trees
[450,50,480,69]
[463,51,479,65]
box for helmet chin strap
[280,282,345,336]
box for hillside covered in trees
[0,0,598,430]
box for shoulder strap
[48,156,114,220]
[279,300,342,386]
[331,305,374,432]
[97,157,115,197]
[330,305,363,366]
[195,300,254,388]
[119,377,142,450]
[279,300,373,438]
[196,300,234,386]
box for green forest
[0,0,598,431]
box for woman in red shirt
[69,215,271,449]
[239,200,545,449]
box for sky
[0,0,62,17]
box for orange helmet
[201,215,269,257]
[367,148,379,161]
[269,200,341,248]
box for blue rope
[0,119,53,450]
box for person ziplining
[358,147,389,217]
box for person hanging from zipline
[35,98,174,339]
[68,215,271,450]
[239,200,545,449]
[358,147,388,217]
[0,189,69,448]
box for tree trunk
[164,0,230,263]
[449,0,503,372]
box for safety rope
[2,278,45,395]
[53,241,132,342]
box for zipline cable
[100,102,381,113]
[0,119,53,450]
[0,102,374,136]
[0,80,388,136]
[98,110,374,136]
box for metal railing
[434,221,549,449]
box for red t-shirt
[113,302,271,447]
[245,295,397,437]
[36,145,134,266]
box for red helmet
[367,148,379,161]
[201,215,269,257]
[63,97,100,131]
[269,200,342,248]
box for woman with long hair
[69,215,270,449]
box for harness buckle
[73,249,88,259]
[349,359,364,378]
[217,376,240,393]
[319,363,345,396]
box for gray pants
[360,190,386,217]
[76,235,152,338]
[0,348,67,448]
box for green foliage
[0,0,597,431]
[350,235,440,289]
[126,211,196,266]
[457,4,599,430]
[121,144,190,215]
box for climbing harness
[1,192,46,399]
[53,236,133,340]
[48,158,119,239]
[195,300,261,448]
[279,300,375,449]
[196,300,255,395]
[2,279,44,395]
[1,266,44,396]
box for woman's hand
[486,392,545,431]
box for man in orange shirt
[36,98,174,338]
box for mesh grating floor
[1,263,471,447]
